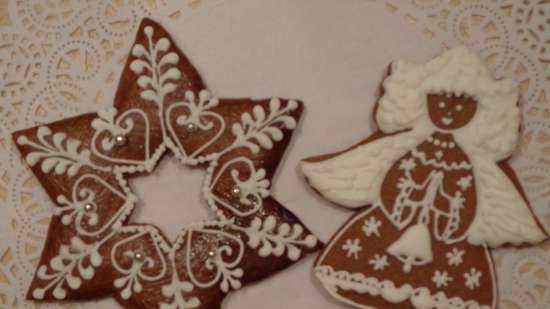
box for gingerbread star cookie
[13,18,320,309]
[301,47,547,309]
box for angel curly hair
[376,46,520,161]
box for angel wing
[467,156,547,247]
[300,129,426,208]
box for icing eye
[456,105,463,111]
[439,102,446,108]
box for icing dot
[434,139,441,146]
[17,136,28,145]
[288,100,298,110]
[441,142,448,148]
[449,142,456,148]
[456,105,463,111]
[439,102,446,108]
[208,250,216,257]
[144,26,153,36]
[428,136,434,142]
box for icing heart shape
[54,173,136,238]
[178,227,245,292]
[91,107,158,170]
[165,90,226,164]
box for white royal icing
[387,223,433,273]
[463,268,482,290]
[21,25,317,302]
[301,46,545,247]
[315,265,491,309]
[362,216,382,237]
[410,148,472,171]
[431,270,453,288]
[368,254,389,271]
[446,247,465,267]
[315,202,498,309]
[342,239,362,260]
[17,126,111,176]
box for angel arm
[466,157,547,247]
[300,130,423,209]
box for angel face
[427,93,477,130]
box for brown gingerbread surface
[13,18,321,309]
[301,47,547,309]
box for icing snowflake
[457,176,472,191]
[362,216,382,237]
[368,254,389,271]
[431,270,453,288]
[464,268,482,290]
[446,247,465,266]
[398,158,416,172]
[342,239,362,259]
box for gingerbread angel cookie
[13,18,320,309]
[301,47,547,309]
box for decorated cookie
[301,47,547,309]
[13,18,320,309]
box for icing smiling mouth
[441,117,454,125]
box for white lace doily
[0,1,548,309]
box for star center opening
[129,154,210,241]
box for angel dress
[303,127,546,309]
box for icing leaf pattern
[32,236,105,300]
[130,25,180,105]
[16,126,110,176]
[229,98,298,154]
[240,215,318,261]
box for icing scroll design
[204,98,299,217]
[54,174,137,236]
[207,157,270,217]
[184,227,245,293]
[111,229,169,300]
[166,90,225,164]
[90,107,156,170]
